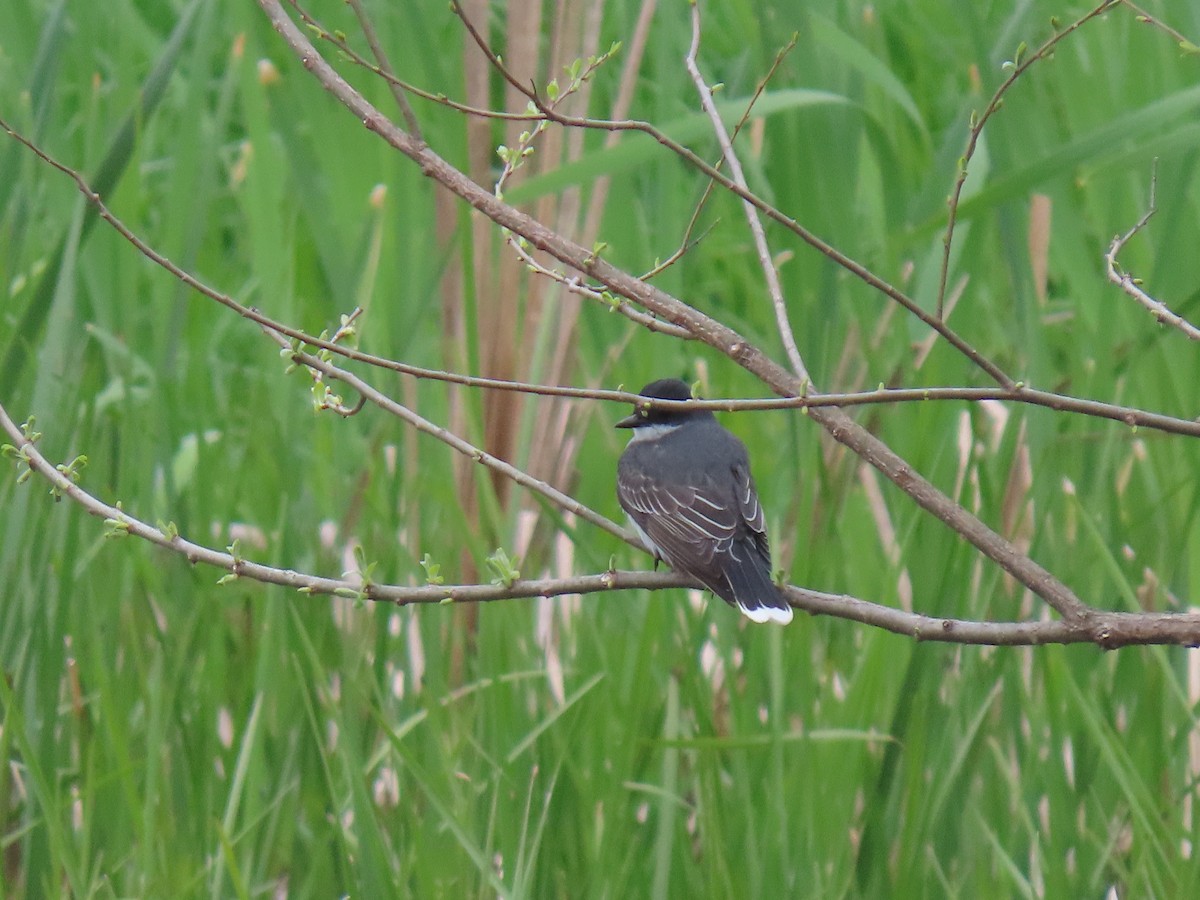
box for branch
[1120,0,1199,49]
[937,0,1121,318]
[1105,162,1200,341]
[630,386,1200,438]
[5,396,1200,648]
[684,4,808,383]
[341,0,424,141]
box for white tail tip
[739,602,793,625]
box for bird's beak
[614,411,641,429]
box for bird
[615,378,793,625]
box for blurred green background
[2,0,1200,896]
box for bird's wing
[617,467,740,570]
[731,461,771,558]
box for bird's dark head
[615,378,712,430]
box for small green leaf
[485,548,520,588]
[57,454,87,482]
[354,545,378,586]
[104,517,131,539]
[420,553,445,585]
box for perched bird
[615,378,793,625]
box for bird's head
[615,378,711,430]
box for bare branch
[685,4,808,383]
[788,586,1200,649]
[1119,0,1197,47]
[341,0,424,140]
[937,0,1121,318]
[643,30,796,282]
[1106,162,1200,341]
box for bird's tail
[720,540,793,625]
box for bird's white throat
[624,422,683,443]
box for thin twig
[936,0,1121,318]
[288,0,540,122]
[341,0,424,141]
[1105,162,1200,341]
[497,242,696,339]
[645,31,798,282]
[1119,0,1196,47]
[685,5,807,381]
[261,326,637,547]
[639,220,719,281]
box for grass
[2,0,1200,896]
